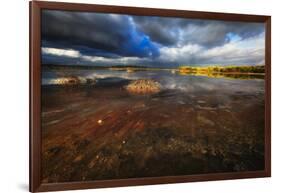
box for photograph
[41,9,266,183]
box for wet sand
[41,70,265,183]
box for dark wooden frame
[30,0,271,192]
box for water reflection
[41,68,265,183]
[42,68,264,85]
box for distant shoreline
[42,64,265,75]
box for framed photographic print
[30,1,271,192]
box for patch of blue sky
[225,32,242,43]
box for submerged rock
[197,115,215,126]
[85,78,96,85]
[125,79,161,94]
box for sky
[41,10,265,67]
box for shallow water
[41,68,265,183]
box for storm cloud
[134,16,264,48]
[41,10,265,67]
[42,10,159,58]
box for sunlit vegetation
[50,76,96,86]
[179,65,265,74]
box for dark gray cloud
[42,11,125,51]
[133,16,264,47]
[42,10,159,58]
[133,17,181,46]
[181,21,264,48]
